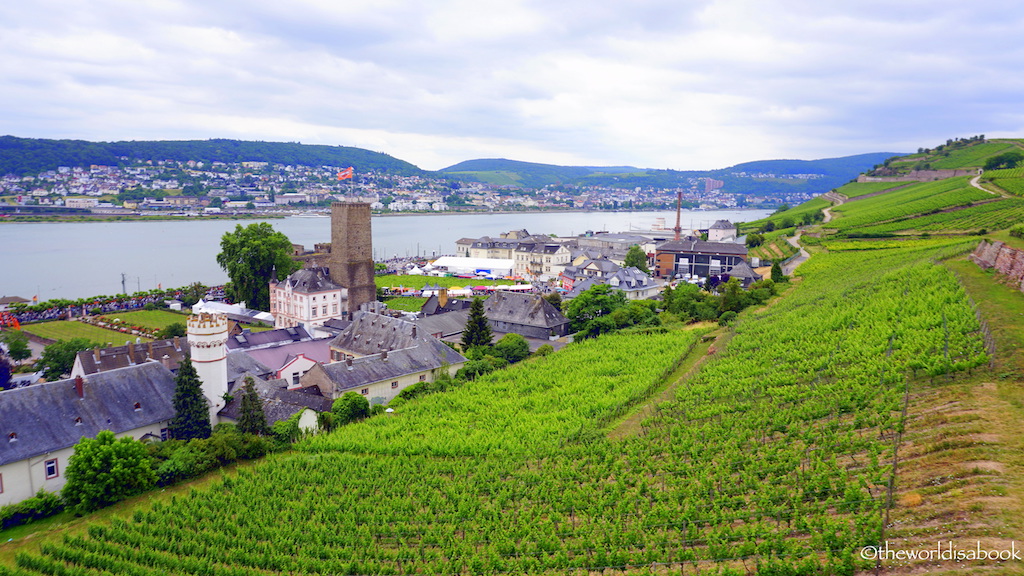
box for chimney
[161,354,171,370]
[93,348,101,362]
[127,342,136,365]
[74,375,84,399]
[173,336,181,351]
[438,288,449,308]
[346,356,353,370]
[147,341,154,358]
[382,349,388,362]
[412,325,417,339]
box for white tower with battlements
[186,312,229,424]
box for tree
[0,329,31,363]
[0,356,11,390]
[771,261,788,283]
[216,223,301,311]
[624,245,650,274]
[542,291,562,312]
[984,151,1024,171]
[565,284,628,333]
[169,356,212,440]
[493,333,530,364]
[745,233,765,248]
[37,337,93,381]
[461,297,493,349]
[237,376,268,435]
[156,322,186,340]
[332,391,370,426]
[62,430,156,513]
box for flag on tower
[337,167,354,180]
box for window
[74,417,83,426]
[45,458,59,479]
[7,432,15,442]
[391,381,399,389]
[133,402,142,411]
[321,306,327,316]
[160,428,169,441]
[360,388,369,395]
[419,375,426,382]
[292,374,300,386]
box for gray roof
[0,362,176,466]
[484,291,570,330]
[420,294,472,316]
[277,267,342,293]
[329,312,431,355]
[656,236,748,256]
[710,219,735,229]
[725,260,762,281]
[227,326,312,350]
[413,310,470,338]
[226,350,273,388]
[243,340,332,372]
[220,374,332,425]
[311,339,466,396]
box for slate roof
[656,236,748,256]
[226,326,312,350]
[484,291,570,330]
[420,294,472,316]
[311,339,466,396]
[243,340,333,373]
[329,312,432,355]
[0,362,176,466]
[413,310,471,338]
[219,374,332,425]
[710,219,735,230]
[278,267,342,293]
[75,337,188,376]
[724,260,762,281]
[226,350,273,388]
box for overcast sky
[2,1,1023,171]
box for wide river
[0,209,771,301]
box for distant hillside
[0,136,425,176]
[440,152,902,197]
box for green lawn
[98,310,189,331]
[21,321,152,346]
[383,297,428,312]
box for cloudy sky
[2,0,1023,171]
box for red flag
[337,167,354,180]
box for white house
[270,267,346,329]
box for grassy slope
[20,321,152,345]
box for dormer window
[8,432,16,442]
[133,402,142,411]
[74,417,83,426]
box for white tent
[429,256,514,277]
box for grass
[383,297,428,312]
[98,310,188,332]
[20,321,151,346]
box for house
[269,267,346,329]
[707,220,737,242]
[512,242,572,280]
[219,373,332,432]
[0,296,30,312]
[72,337,188,378]
[242,340,332,389]
[299,339,465,405]
[192,299,274,326]
[653,236,750,279]
[565,267,660,301]
[483,291,570,339]
[0,363,176,506]
[559,257,621,291]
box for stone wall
[970,239,1024,292]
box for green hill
[0,136,425,176]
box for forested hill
[440,152,901,195]
[0,136,425,176]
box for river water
[0,209,770,301]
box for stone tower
[186,312,229,424]
[329,201,375,317]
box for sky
[2,1,1024,171]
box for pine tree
[169,356,212,440]
[461,296,493,350]
[238,376,268,435]
[771,260,787,283]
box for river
[0,209,771,301]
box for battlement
[187,312,228,332]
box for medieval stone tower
[186,312,229,424]
[329,201,375,317]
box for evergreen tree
[169,356,212,440]
[771,261,787,283]
[461,297,493,349]
[624,244,650,274]
[238,376,268,435]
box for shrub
[0,490,64,530]
[719,311,738,326]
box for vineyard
[834,181,907,199]
[827,177,992,231]
[852,197,1024,235]
[1,238,990,575]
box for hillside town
[0,200,776,508]
[0,158,816,214]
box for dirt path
[971,174,1009,198]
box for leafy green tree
[169,357,212,440]
[62,430,156,513]
[984,151,1024,171]
[624,245,650,274]
[156,322,186,340]
[493,333,530,364]
[718,277,743,313]
[461,297,493,349]
[332,391,370,425]
[0,330,32,363]
[542,291,562,312]
[37,337,93,381]
[565,284,628,333]
[237,376,268,435]
[745,233,765,248]
[216,223,301,311]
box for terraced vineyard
[828,177,992,231]
[853,197,1024,235]
[2,238,988,575]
